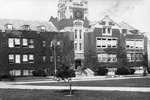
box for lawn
[0,89,150,100]
[26,77,150,87]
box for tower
[58,0,89,68]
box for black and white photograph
[0,0,150,100]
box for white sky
[0,0,150,32]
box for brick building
[50,0,148,71]
[0,19,58,76]
[89,16,147,71]
[0,0,148,76]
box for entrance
[75,59,82,69]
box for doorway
[75,59,82,69]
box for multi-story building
[89,16,147,71]
[50,0,91,69]
[0,0,148,76]
[50,0,148,71]
[0,19,58,76]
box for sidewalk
[0,75,150,92]
[0,83,150,92]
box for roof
[0,18,58,32]
[89,16,142,35]
[117,22,136,30]
[90,16,136,30]
[49,16,59,30]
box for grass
[26,77,150,87]
[0,89,150,100]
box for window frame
[29,38,34,48]
[29,54,34,63]
[14,38,21,48]
[15,54,21,64]
[9,54,14,64]
[8,38,14,48]
[74,43,78,51]
[22,54,28,64]
[74,30,78,39]
[96,37,118,49]
[22,38,28,48]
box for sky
[0,0,149,33]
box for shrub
[97,68,108,76]
[148,68,150,74]
[115,67,131,75]
[130,69,135,74]
[32,69,47,77]
[56,64,75,80]
[0,73,15,81]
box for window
[102,27,112,35]
[23,55,28,64]
[14,38,20,48]
[102,54,107,62]
[57,41,60,46]
[6,24,13,30]
[108,45,111,48]
[126,39,144,49]
[60,10,65,18]
[112,54,117,62]
[43,56,46,62]
[38,26,46,32]
[127,53,143,62]
[97,37,117,48]
[41,26,46,31]
[22,25,30,30]
[57,56,60,61]
[8,38,20,48]
[112,39,117,48]
[75,43,78,51]
[98,54,101,62]
[102,28,106,33]
[79,43,82,51]
[135,53,139,61]
[127,40,134,48]
[29,70,34,75]
[50,56,53,62]
[8,38,14,48]
[75,30,77,39]
[135,40,144,49]
[23,70,28,75]
[139,54,143,61]
[127,54,131,61]
[15,54,20,64]
[50,41,53,47]
[14,70,21,76]
[29,39,34,48]
[9,54,14,64]
[43,41,46,47]
[108,28,111,33]
[29,54,34,63]
[131,53,135,61]
[79,30,82,39]
[22,38,28,48]
[98,53,117,62]
[107,54,111,62]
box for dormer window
[5,23,13,30]
[22,25,30,30]
[37,26,46,32]
[122,29,127,33]
[102,28,106,33]
[102,26,112,36]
